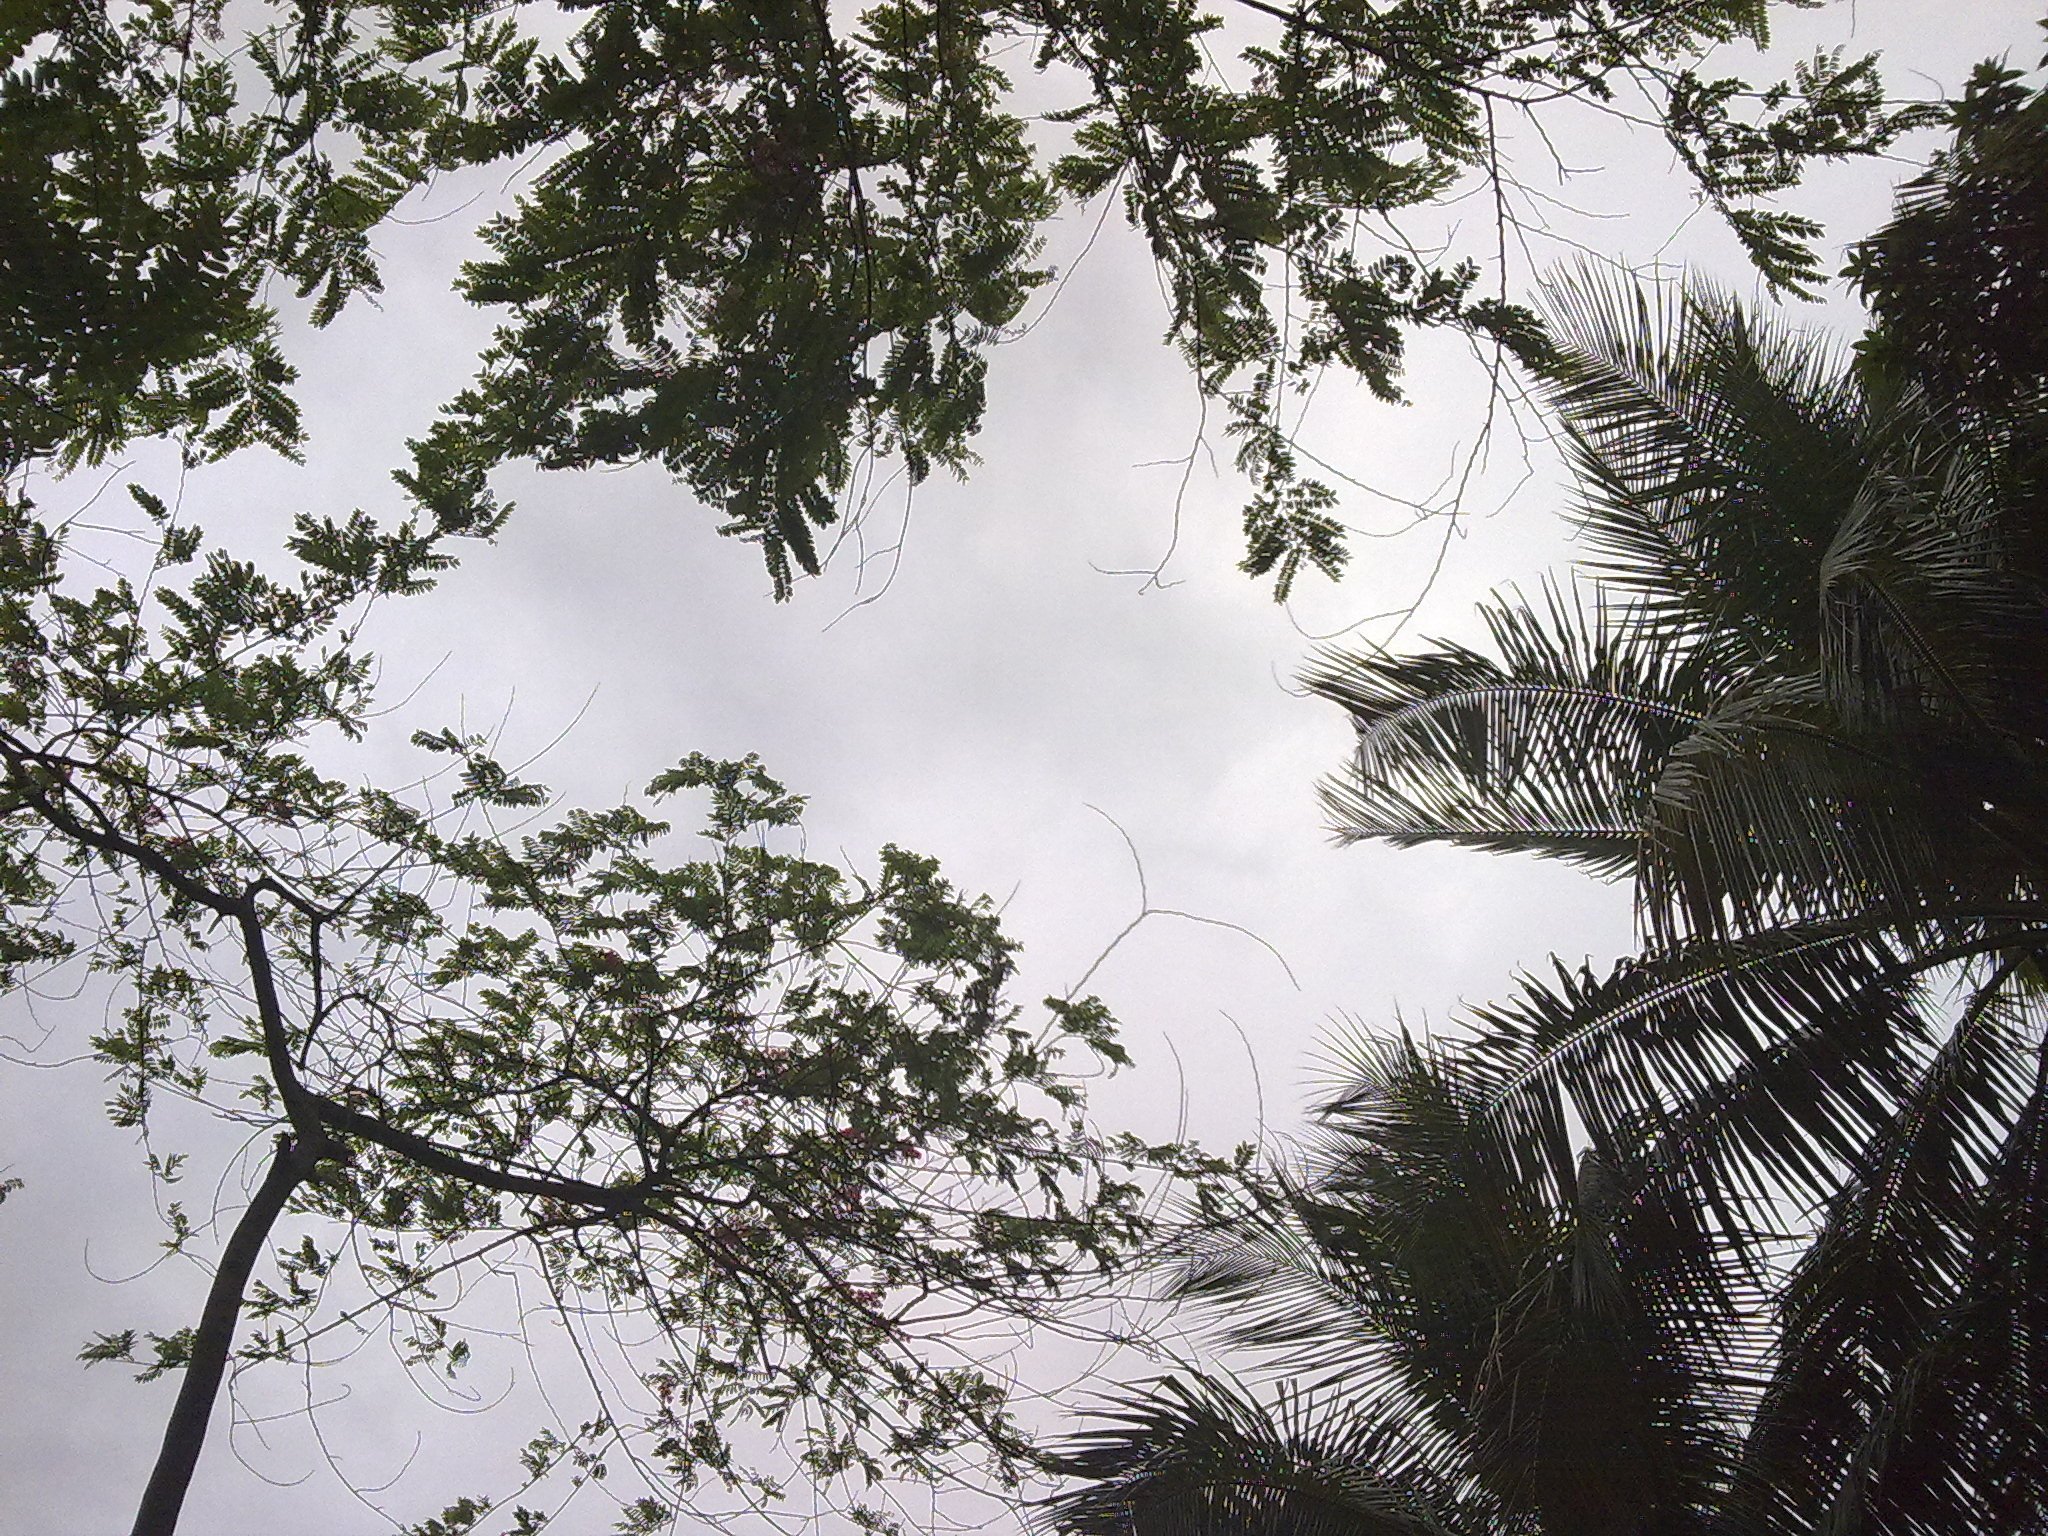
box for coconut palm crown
[1044,55,2048,1536]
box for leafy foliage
[0,0,524,473]
[2,0,1938,595]
[2,470,1217,1529]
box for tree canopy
[0,466,1227,1534]
[6,0,1934,595]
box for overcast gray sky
[3,4,2042,1530]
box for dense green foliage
[1047,58,2048,1536]
[4,0,1932,595]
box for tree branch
[129,1133,315,1536]
[309,1094,656,1217]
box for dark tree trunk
[129,1133,308,1536]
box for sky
[1,3,2042,1531]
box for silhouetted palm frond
[1042,1373,1493,1536]
[1308,583,1721,877]
[1538,264,1867,659]
[1290,257,2048,1531]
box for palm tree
[1303,264,2048,1529]
[1046,1030,1769,1536]
[1047,71,2048,1536]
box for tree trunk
[129,1133,308,1536]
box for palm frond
[1183,1035,1764,1536]
[1175,1032,1542,1443]
[1733,963,2048,1536]
[1536,263,1867,658]
[1633,674,1994,943]
[1308,583,1716,877]
[1452,918,2045,1231]
[1039,1375,1490,1536]
[1820,422,2021,730]
[1253,203,2048,1536]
